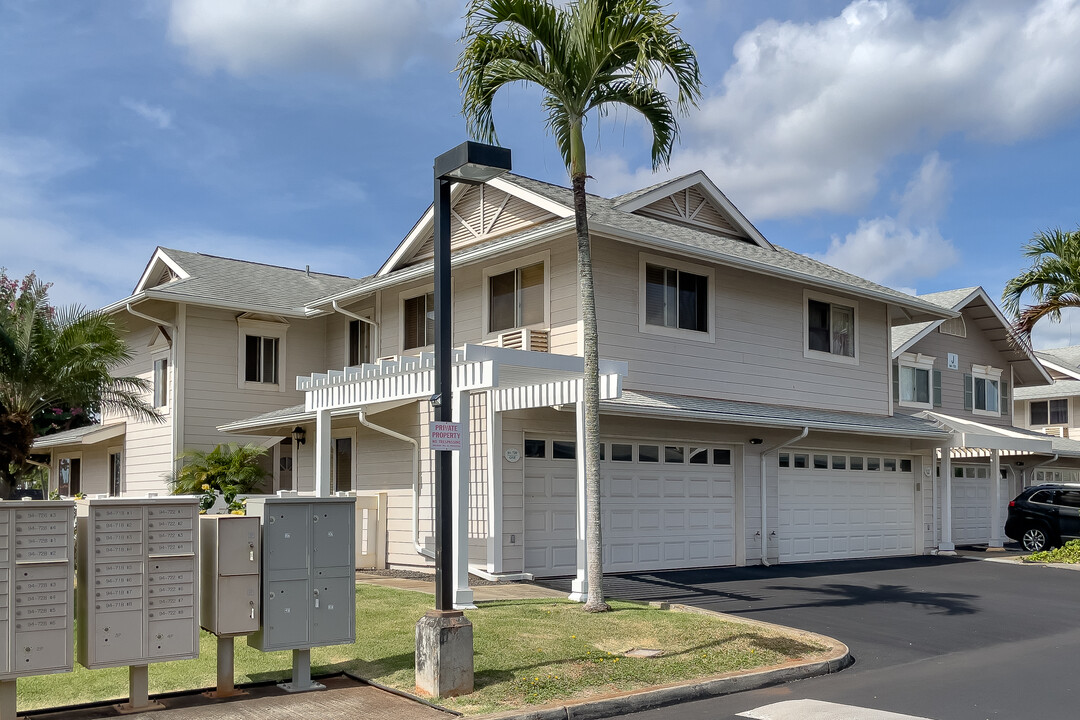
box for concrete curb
[472,603,851,720]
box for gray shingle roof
[891,321,934,354]
[1014,379,1080,400]
[31,422,125,449]
[916,287,979,310]
[218,404,309,433]
[1036,346,1080,372]
[609,172,698,206]
[147,248,362,315]
[605,389,949,437]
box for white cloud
[1031,308,1080,350]
[596,0,1080,218]
[167,0,458,78]
[122,99,174,130]
[815,152,958,291]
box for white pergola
[297,344,628,606]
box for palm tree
[1002,227,1080,344]
[459,0,701,611]
[0,271,160,496]
[168,442,269,497]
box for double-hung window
[152,358,168,408]
[806,294,856,360]
[348,319,372,366]
[245,336,279,384]
[965,364,1005,416]
[895,353,936,409]
[488,261,545,333]
[237,316,287,390]
[639,254,714,340]
[1031,399,1068,426]
[403,291,435,350]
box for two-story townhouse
[1014,346,1080,468]
[890,287,1080,550]
[212,170,994,596]
[33,248,359,497]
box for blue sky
[2,0,1080,347]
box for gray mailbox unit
[0,500,75,680]
[199,515,260,636]
[76,497,201,670]
[247,495,356,653]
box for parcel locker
[246,495,355,653]
[0,500,75,680]
[200,515,260,637]
[76,497,200,669]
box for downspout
[332,301,379,362]
[1027,454,1060,488]
[759,427,809,567]
[357,409,433,559]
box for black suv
[1005,484,1080,552]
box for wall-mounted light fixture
[749,438,764,445]
[291,426,306,446]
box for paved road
[543,553,1080,719]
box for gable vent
[939,316,967,338]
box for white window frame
[400,284,436,353]
[55,453,83,497]
[1030,398,1069,427]
[803,290,859,365]
[107,445,124,497]
[482,250,550,340]
[151,353,169,409]
[345,314,375,367]
[331,428,357,494]
[237,316,288,392]
[971,363,1003,417]
[637,252,716,343]
[897,352,935,409]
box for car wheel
[1022,526,1050,553]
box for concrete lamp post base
[415,610,474,698]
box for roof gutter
[125,302,173,329]
[332,301,378,362]
[758,428,809,567]
[1025,453,1060,488]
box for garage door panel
[638,478,660,496]
[552,510,575,532]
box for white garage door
[778,450,916,562]
[524,438,736,577]
[951,465,1010,546]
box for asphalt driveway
[541,554,1080,718]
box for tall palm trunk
[570,120,609,613]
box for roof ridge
[160,247,359,280]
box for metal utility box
[200,515,260,636]
[246,495,356,652]
[0,500,75,680]
[76,497,200,669]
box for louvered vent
[1043,426,1066,437]
[497,328,549,352]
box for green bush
[1026,538,1080,563]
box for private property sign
[429,421,464,451]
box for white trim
[970,364,1004,417]
[1028,397,1070,428]
[1037,357,1080,381]
[481,250,550,340]
[107,445,124,497]
[399,283,436,353]
[637,252,716,343]
[133,248,190,294]
[236,315,289,392]
[897,352,936,410]
[803,289,860,366]
[172,303,186,475]
[330,427,357,494]
[614,171,774,250]
[340,307,375,367]
[54,452,83,497]
[488,176,575,218]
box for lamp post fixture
[416,141,511,699]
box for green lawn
[18,585,828,716]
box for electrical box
[0,500,76,680]
[200,515,260,636]
[246,495,356,653]
[76,497,200,669]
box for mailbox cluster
[76,497,201,669]
[0,501,75,680]
[200,515,260,636]
[247,496,356,652]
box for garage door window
[552,441,576,460]
[525,439,546,458]
[884,458,897,471]
[713,449,731,465]
[638,445,659,462]
[611,444,633,462]
[850,456,864,470]
[664,446,684,463]
[832,456,847,470]
[867,457,880,471]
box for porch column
[990,449,1004,548]
[569,390,587,603]
[452,390,475,608]
[314,409,332,497]
[939,449,955,553]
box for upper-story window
[237,315,287,390]
[965,364,1005,416]
[403,291,434,351]
[152,358,168,408]
[348,319,372,366]
[1031,399,1068,426]
[895,352,937,409]
[488,261,545,333]
[638,253,714,342]
[804,291,858,364]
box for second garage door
[778,450,916,562]
[524,438,736,577]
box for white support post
[0,680,16,720]
[569,391,587,603]
[990,449,1004,549]
[486,392,503,574]
[453,390,475,609]
[939,450,955,553]
[314,408,332,497]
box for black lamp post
[432,141,511,612]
